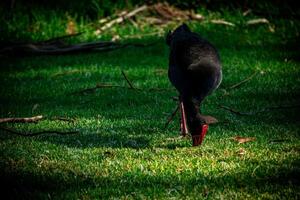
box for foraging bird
[166,24,222,146]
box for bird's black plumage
[167,24,222,143]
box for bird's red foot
[192,124,208,146]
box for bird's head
[166,23,191,46]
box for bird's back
[168,25,222,101]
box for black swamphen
[166,24,222,146]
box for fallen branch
[164,104,180,129]
[100,5,148,32]
[228,71,258,89]
[0,40,123,55]
[150,2,203,22]
[0,40,158,55]
[0,115,43,123]
[0,126,79,137]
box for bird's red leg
[179,100,189,136]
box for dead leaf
[233,136,256,144]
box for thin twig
[164,104,180,129]
[72,83,130,94]
[218,104,300,116]
[210,19,235,26]
[148,87,173,92]
[72,70,174,95]
[229,71,258,89]
[269,139,291,143]
[218,105,253,116]
[51,69,80,77]
[0,115,43,123]
[40,32,84,44]
[121,70,137,90]
[50,116,76,123]
[0,126,79,137]
[265,104,300,110]
[72,84,172,95]
[122,31,164,39]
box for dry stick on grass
[164,104,180,129]
[269,139,291,143]
[148,87,173,92]
[0,115,43,123]
[120,71,174,92]
[216,71,258,113]
[121,70,138,90]
[219,104,300,116]
[72,83,130,94]
[0,126,79,137]
[52,69,81,77]
[0,115,77,124]
[122,31,164,39]
[50,116,76,123]
[73,70,173,95]
[218,105,253,116]
[246,18,269,25]
[229,71,258,89]
[72,83,172,94]
[121,70,175,91]
[210,19,235,26]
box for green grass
[0,10,300,199]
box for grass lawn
[0,10,299,199]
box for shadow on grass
[1,159,299,199]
